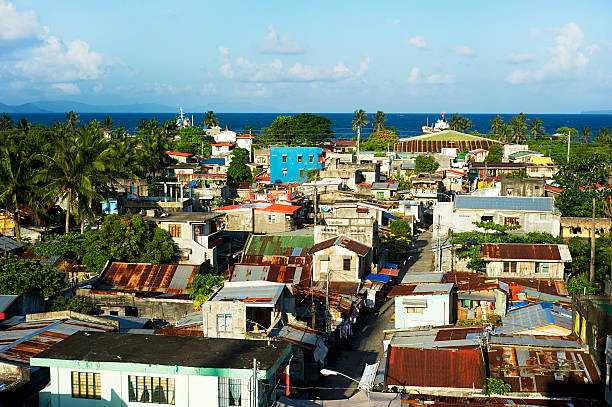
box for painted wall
[393,293,451,329]
[312,245,368,282]
[485,260,564,279]
[270,147,322,184]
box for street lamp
[320,368,372,406]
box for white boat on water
[422,113,450,134]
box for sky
[0,0,611,113]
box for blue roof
[363,273,392,283]
[202,157,225,165]
[497,303,572,334]
[455,196,554,212]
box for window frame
[343,257,351,271]
[297,154,303,163]
[128,375,175,405]
[217,313,233,332]
[309,154,314,163]
[282,168,287,177]
[168,224,181,238]
[299,168,305,178]
[71,372,101,400]
[282,154,287,163]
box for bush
[485,377,511,395]
[0,254,67,297]
[48,297,97,315]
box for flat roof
[454,195,554,212]
[144,212,222,223]
[34,331,289,371]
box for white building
[387,283,453,329]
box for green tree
[16,117,31,135]
[187,274,225,305]
[449,113,462,131]
[372,110,387,132]
[555,126,578,141]
[596,128,611,145]
[48,297,97,314]
[265,114,333,145]
[64,111,80,132]
[489,115,504,135]
[0,113,14,131]
[136,129,172,178]
[0,254,67,296]
[203,111,219,128]
[580,126,592,143]
[227,147,253,183]
[485,378,511,396]
[484,144,502,162]
[103,115,114,132]
[414,155,439,173]
[352,109,369,159]
[509,113,528,143]
[458,116,472,133]
[81,214,175,273]
[528,117,545,138]
[306,169,321,182]
[361,129,398,151]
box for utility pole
[251,358,258,407]
[325,267,330,344]
[437,215,441,272]
[566,131,571,163]
[590,197,596,283]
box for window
[405,307,425,314]
[309,155,314,163]
[480,215,493,222]
[268,214,276,223]
[299,168,305,178]
[297,154,303,163]
[282,169,287,177]
[503,261,517,273]
[282,155,287,163]
[71,372,101,399]
[128,376,175,404]
[219,377,251,407]
[536,262,550,274]
[343,258,351,271]
[377,191,385,200]
[504,217,520,227]
[168,224,181,238]
[217,314,233,332]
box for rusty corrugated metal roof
[228,263,312,286]
[244,235,314,257]
[308,236,371,256]
[386,347,485,389]
[481,243,567,261]
[99,262,199,294]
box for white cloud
[388,18,400,26]
[586,44,600,55]
[0,0,43,43]
[507,53,537,64]
[506,22,589,84]
[406,67,421,83]
[51,82,80,94]
[14,36,107,82]
[218,46,230,56]
[453,45,475,57]
[528,28,541,37]
[93,83,103,92]
[219,55,370,83]
[407,35,428,50]
[425,73,454,84]
[201,82,216,95]
[259,24,304,54]
[234,82,268,98]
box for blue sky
[0,0,611,113]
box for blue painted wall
[270,147,322,183]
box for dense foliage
[227,147,253,182]
[484,144,502,162]
[0,254,67,296]
[361,129,398,152]
[264,114,333,145]
[187,274,225,305]
[47,296,97,314]
[33,232,85,257]
[414,155,439,173]
[386,219,412,263]
[81,214,175,273]
[485,378,511,396]
[173,127,212,157]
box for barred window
[128,376,175,404]
[169,224,181,238]
[71,372,101,399]
[219,377,251,407]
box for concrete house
[253,148,270,168]
[236,134,255,154]
[499,178,546,197]
[32,332,292,407]
[211,142,234,156]
[481,243,571,279]
[370,182,398,201]
[433,196,561,239]
[202,281,295,339]
[167,151,196,164]
[308,236,372,283]
[270,147,322,184]
[144,211,224,267]
[216,203,303,234]
[319,159,380,190]
[387,283,454,329]
[76,262,200,320]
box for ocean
[13,112,612,139]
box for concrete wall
[393,293,451,329]
[270,147,322,184]
[253,148,270,167]
[223,209,295,234]
[39,366,222,407]
[312,246,369,282]
[499,179,546,197]
[314,219,376,247]
[154,221,217,266]
[202,301,247,339]
[485,260,564,279]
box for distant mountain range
[581,110,612,114]
[0,100,176,114]
[0,100,278,114]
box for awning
[384,262,398,269]
[363,273,391,283]
[402,298,427,307]
[457,293,496,302]
[379,268,399,276]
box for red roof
[480,243,567,261]
[545,185,564,194]
[332,140,357,146]
[256,204,302,214]
[386,347,485,389]
[99,262,199,294]
[212,142,234,146]
[215,204,243,211]
[308,236,371,256]
[236,134,256,138]
[167,151,192,157]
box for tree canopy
[361,129,398,151]
[264,114,333,145]
[414,155,439,173]
[484,144,502,162]
[0,254,67,296]
[227,147,253,183]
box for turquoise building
[270,147,322,184]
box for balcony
[195,229,223,249]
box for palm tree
[497,123,512,143]
[104,116,114,132]
[137,130,172,178]
[0,113,14,131]
[352,109,369,163]
[449,114,462,131]
[580,127,592,143]
[529,117,545,139]
[489,115,504,135]
[510,114,528,144]
[16,118,31,135]
[0,139,35,241]
[162,119,179,140]
[373,111,387,132]
[458,116,472,133]
[64,111,80,132]
[203,111,219,128]
[596,128,611,144]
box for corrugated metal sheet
[209,283,284,305]
[229,263,311,286]
[401,272,443,284]
[0,318,115,366]
[0,236,23,253]
[489,334,583,348]
[497,303,572,334]
[386,347,485,389]
[100,262,199,294]
[395,139,500,154]
[0,295,19,314]
[244,235,314,257]
[454,196,554,212]
[481,243,567,261]
[309,236,371,256]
